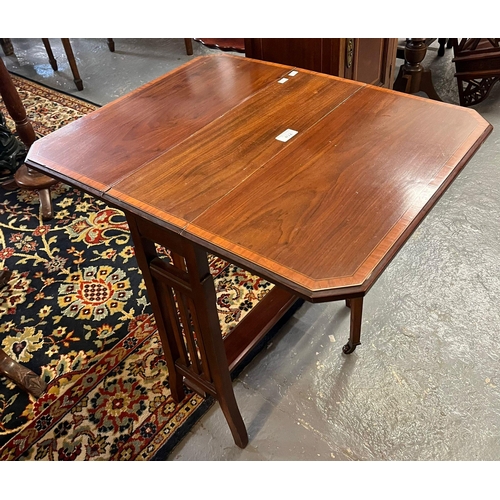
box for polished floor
[2,39,500,462]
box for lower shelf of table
[223,286,301,374]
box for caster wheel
[342,341,359,354]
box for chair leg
[41,38,58,70]
[60,38,83,90]
[107,38,115,52]
[437,38,447,57]
[37,187,54,221]
[184,38,193,56]
[14,165,57,221]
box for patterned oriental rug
[0,75,274,460]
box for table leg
[343,296,363,354]
[126,215,248,448]
[127,217,185,402]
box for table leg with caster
[343,296,363,354]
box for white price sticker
[288,71,298,76]
[275,129,298,142]
[278,77,289,84]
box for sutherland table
[25,55,492,448]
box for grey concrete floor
[1,38,243,105]
[2,39,500,463]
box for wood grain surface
[107,69,362,225]
[188,85,492,298]
[27,56,289,197]
[26,55,493,301]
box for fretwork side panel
[452,38,500,106]
[125,214,236,403]
[126,213,249,447]
[150,256,214,395]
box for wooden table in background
[25,55,492,447]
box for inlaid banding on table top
[26,55,292,192]
[184,86,492,297]
[26,55,493,301]
[104,70,363,223]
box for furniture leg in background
[0,38,14,56]
[3,38,194,92]
[41,38,58,71]
[60,38,83,90]
[394,38,442,100]
[184,38,193,55]
[0,56,57,219]
[437,38,454,57]
[40,38,83,90]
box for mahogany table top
[26,55,493,301]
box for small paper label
[276,129,298,142]
[288,70,298,76]
[278,77,288,84]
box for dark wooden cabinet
[244,38,398,88]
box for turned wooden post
[0,58,37,147]
[0,57,57,219]
[393,38,442,101]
